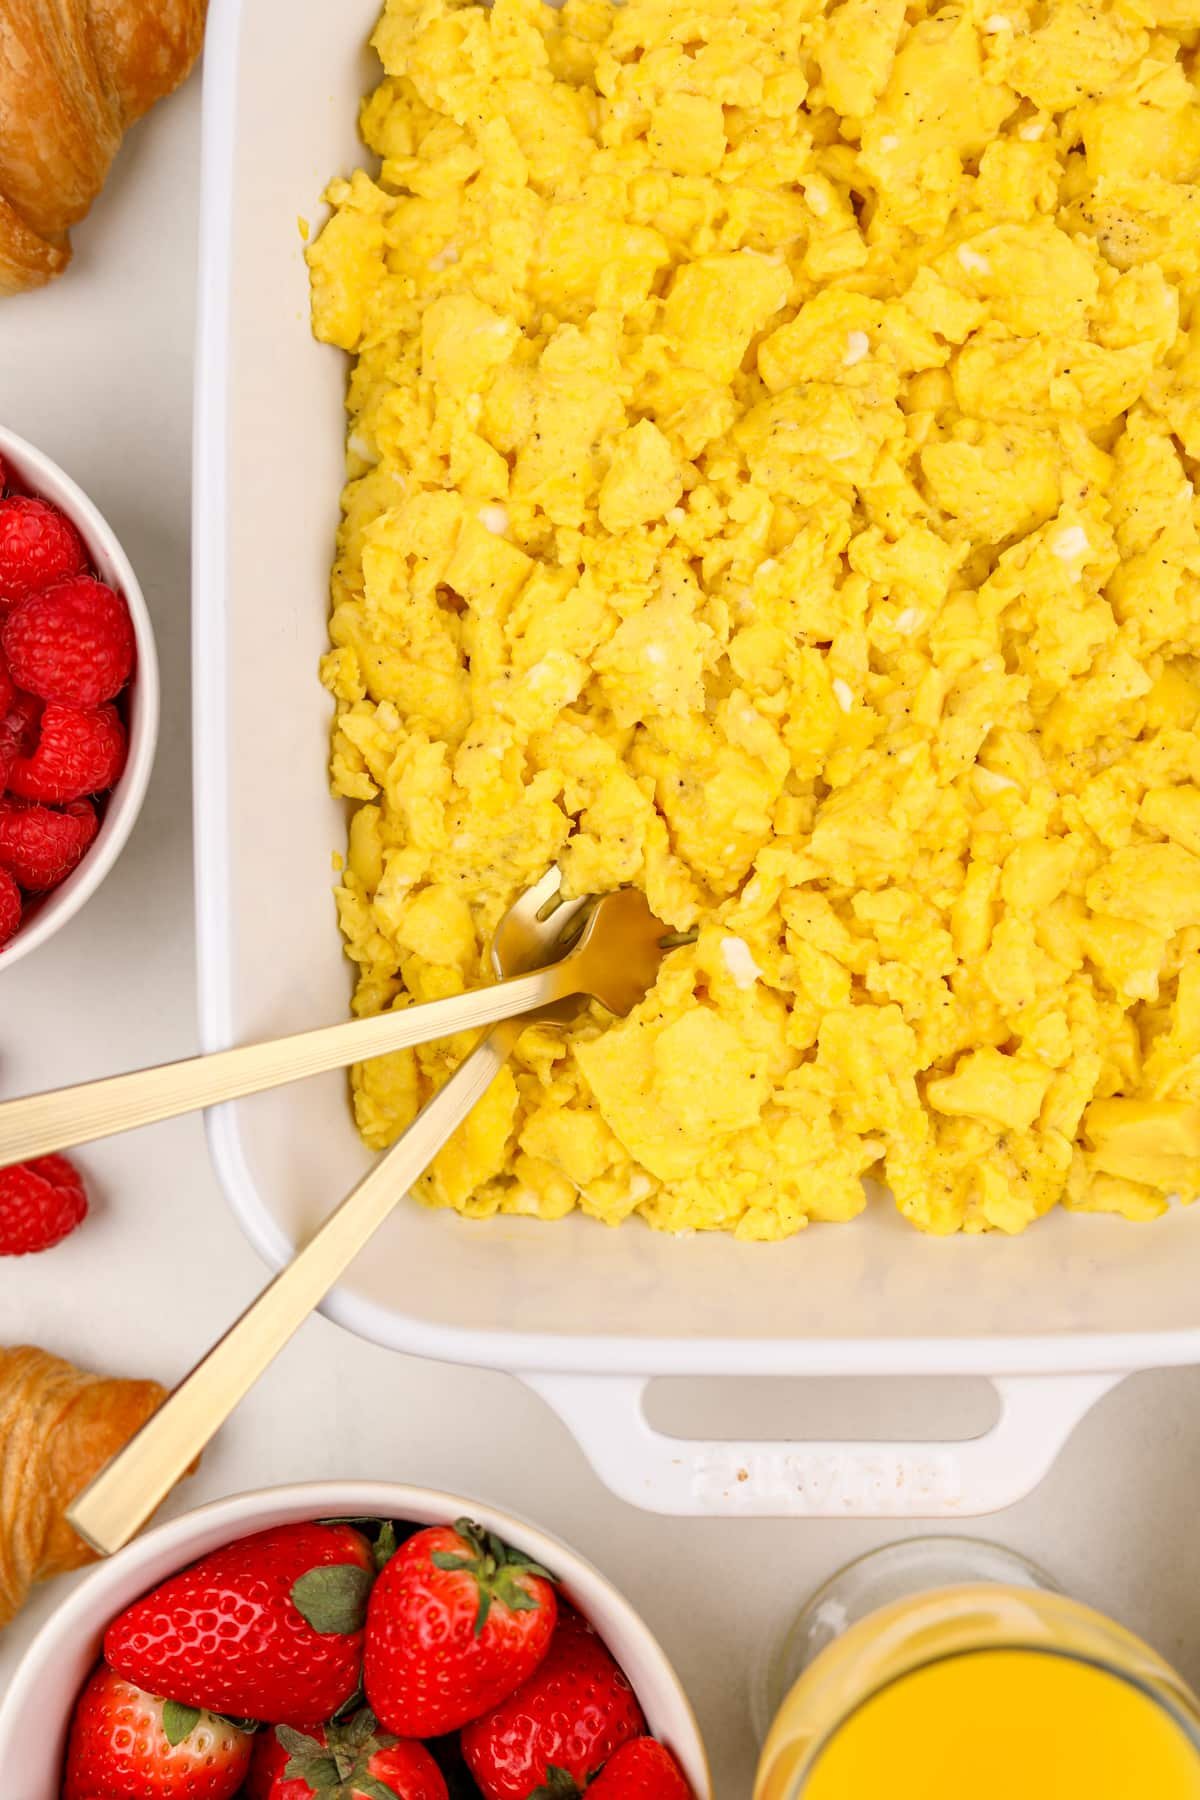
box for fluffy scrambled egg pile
[309,0,1200,1239]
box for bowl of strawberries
[0,425,159,969]
[0,1481,711,1799]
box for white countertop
[2,75,1200,1798]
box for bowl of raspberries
[0,1481,712,1799]
[0,426,159,969]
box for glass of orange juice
[754,1539,1200,1800]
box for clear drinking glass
[753,1539,1200,1800]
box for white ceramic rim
[0,1480,713,1798]
[0,425,160,972]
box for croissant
[0,0,207,294]
[0,1344,175,1628]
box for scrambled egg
[309,0,1200,1239]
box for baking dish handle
[522,1372,1121,1517]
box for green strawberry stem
[161,1702,202,1747]
[278,1710,401,1800]
[373,1520,399,1571]
[528,1768,583,1800]
[291,1562,374,1635]
[430,1518,556,1637]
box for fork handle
[67,1027,515,1557]
[0,968,560,1167]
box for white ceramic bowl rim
[0,1480,713,1798]
[0,425,160,971]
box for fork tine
[523,865,564,917]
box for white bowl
[0,1480,713,1796]
[0,425,159,971]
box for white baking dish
[194,0,1200,1519]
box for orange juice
[756,1576,1200,1800]
[803,1651,1200,1799]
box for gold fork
[64,869,668,1556]
[0,870,666,1167]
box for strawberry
[0,1153,88,1253]
[364,1518,557,1739]
[0,796,97,889]
[105,1522,376,1726]
[0,866,20,948]
[0,495,86,610]
[586,1739,693,1798]
[461,1610,644,1800]
[7,698,126,801]
[3,573,135,705]
[246,1709,448,1800]
[63,1665,253,1799]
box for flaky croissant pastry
[0,0,207,294]
[0,1344,171,1628]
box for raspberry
[3,575,134,705]
[0,647,13,718]
[0,691,41,792]
[0,797,97,890]
[0,1154,88,1254]
[0,866,20,947]
[0,497,87,610]
[8,701,126,803]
